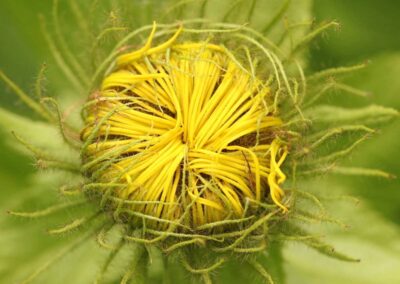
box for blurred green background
[0,0,399,283]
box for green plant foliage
[0,1,398,284]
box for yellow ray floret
[82,24,289,229]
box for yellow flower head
[2,2,398,283]
[81,23,289,231]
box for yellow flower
[81,23,289,230]
[1,1,397,283]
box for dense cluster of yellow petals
[81,24,288,228]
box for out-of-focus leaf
[0,107,79,163]
[312,0,400,69]
[283,178,400,284]
[0,1,53,109]
[334,53,400,225]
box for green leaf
[0,107,79,163]
[283,178,400,284]
[333,53,400,225]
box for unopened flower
[82,23,288,231]
[1,1,398,284]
